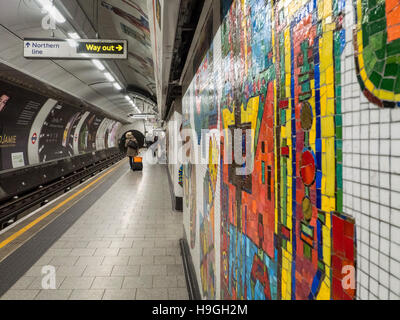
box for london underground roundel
[31,133,37,145]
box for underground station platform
[0,0,399,309]
[0,153,188,301]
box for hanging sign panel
[23,39,128,60]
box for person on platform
[125,132,138,170]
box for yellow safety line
[0,159,126,249]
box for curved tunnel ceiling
[0,0,158,123]
[77,0,156,98]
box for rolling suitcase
[132,157,143,171]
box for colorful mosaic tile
[182,0,400,300]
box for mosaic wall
[182,0,400,300]
[354,0,400,107]
[167,111,184,202]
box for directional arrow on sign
[116,45,123,52]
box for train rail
[0,152,125,229]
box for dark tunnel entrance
[119,130,145,153]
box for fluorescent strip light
[125,95,131,101]
[37,0,66,23]
[92,59,105,71]
[113,82,122,90]
[130,114,156,119]
[37,0,53,12]
[67,32,80,39]
[104,72,115,82]
[37,0,52,6]
[49,7,66,23]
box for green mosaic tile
[301,223,314,238]
[262,161,265,184]
[337,164,343,188]
[336,85,342,101]
[304,243,312,260]
[336,126,342,140]
[299,93,312,101]
[317,22,323,37]
[305,132,309,147]
[335,55,341,66]
[362,24,370,47]
[281,109,286,125]
[387,40,400,56]
[384,63,398,77]
[369,19,386,36]
[395,78,400,94]
[335,73,341,85]
[318,260,325,272]
[375,47,386,60]
[318,211,326,224]
[367,0,377,9]
[368,4,385,23]
[381,78,395,91]
[299,74,309,84]
[370,31,385,52]
[335,115,342,126]
[373,59,385,73]
[370,71,382,87]
[337,189,343,213]
[364,49,377,72]
[337,148,343,164]
[387,55,400,64]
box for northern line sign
[23,38,128,60]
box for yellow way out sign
[79,42,125,54]
[23,38,128,60]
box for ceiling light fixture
[48,7,66,23]
[104,72,115,82]
[37,0,66,23]
[130,114,156,119]
[67,32,80,39]
[92,59,105,71]
[125,95,131,101]
[113,82,122,90]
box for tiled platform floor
[0,157,188,300]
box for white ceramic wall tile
[342,4,400,297]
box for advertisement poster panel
[0,80,47,170]
[38,104,82,162]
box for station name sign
[23,38,128,60]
